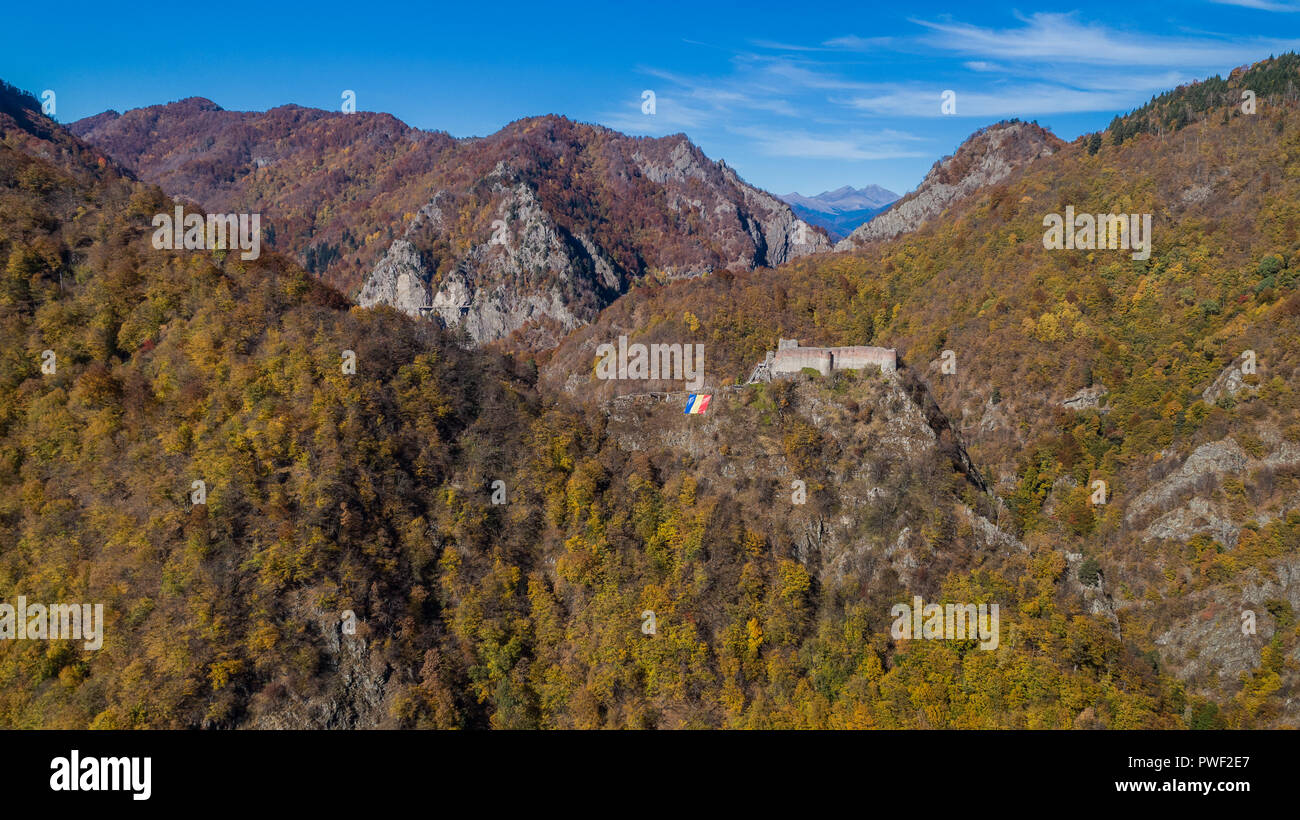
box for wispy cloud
[821,35,895,50]
[836,64,1195,118]
[602,95,712,134]
[730,125,928,160]
[595,11,1297,193]
[749,39,833,52]
[1208,0,1300,10]
[840,84,1141,118]
[612,13,1290,133]
[912,12,1300,66]
[602,63,803,134]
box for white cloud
[749,39,832,52]
[840,84,1141,117]
[729,125,928,161]
[596,13,1298,191]
[821,35,895,50]
[1208,0,1300,10]
[601,93,713,135]
[911,12,1300,66]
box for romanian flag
[684,394,712,414]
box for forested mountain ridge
[1104,53,1300,147]
[72,103,828,348]
[3,79,531,727]
[543,54,1300,726]
[2,77,1192,728]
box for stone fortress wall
[769,338,896,377]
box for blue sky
[3,1,1299,196]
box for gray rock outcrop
[1126,439,1248,524]
[837,121,1062,250]
[360,143,828,347]
[1063,384,1108,411]
[1202,356,1255,404]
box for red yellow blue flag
[684,394,711,414]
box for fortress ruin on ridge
[748,339,897,383]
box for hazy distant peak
[780,185,899,215]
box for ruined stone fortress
[748,339,897,383]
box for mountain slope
[543,54,1300,727]
[837,120,1063,250]
[72,105,830,347]
[3,79,559,728]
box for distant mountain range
[779,185,899,241]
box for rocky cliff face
[358,173,622,347]
[601,372,1017,591]
[1153,555,1300,725]
[356,135,828,346]
[245,597,396,729]
[1127,430,1300,546]
[837,120,1063,249]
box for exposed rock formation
[1126,439,1250,524]
[1202,355,1256,404]
[1128,431,1300,544]
[358,177,616,347]
[1142,496,1242,548]
[1062,384,1108,411]
[1154,557,1300,700]
[246,600,396,729]
[356,140,828,347]
[601,375,1010,591]
[837,120,1063,249]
